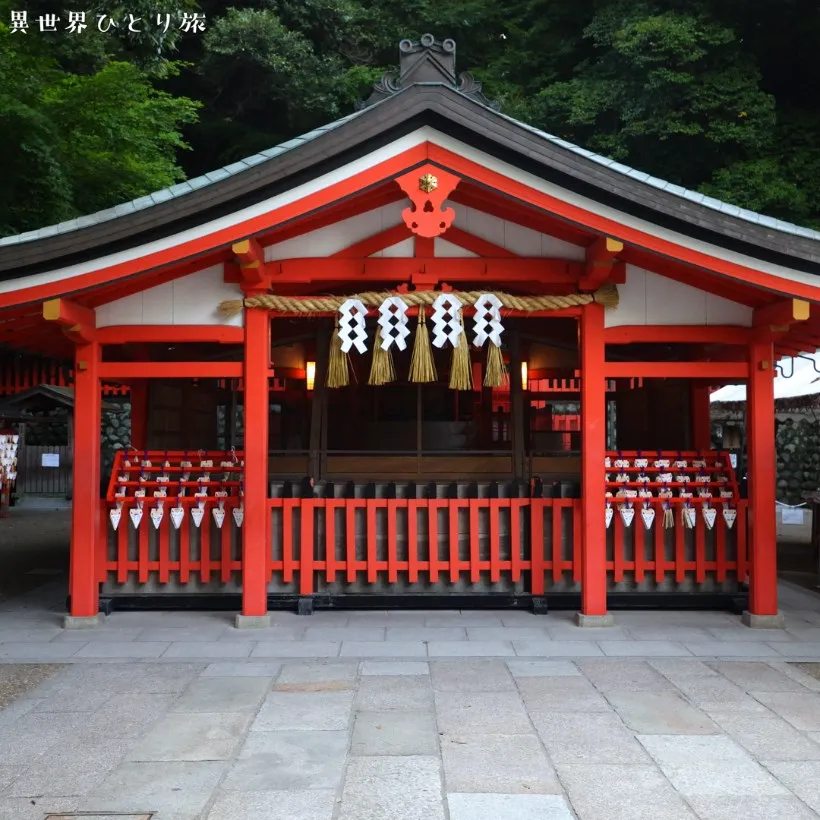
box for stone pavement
[3,582,820,817]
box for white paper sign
[781,507,805,526]
[41,453,60,468]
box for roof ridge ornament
[358,34,500,110]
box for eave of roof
[2,82,820,278]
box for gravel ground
[0,664,59,710]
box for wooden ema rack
[105,449,245,532]
[605,449,740,532]
[0,431,19,518]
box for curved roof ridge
[487,108,820,243]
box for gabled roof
[2,34,820,280]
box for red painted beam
[604,362,749,379]
[268,257,586,284]
[43,298,96,342]
[579,236,623,292]
[753,298,810,328]
[98,362,243,379]
[96,325,243,345]
[605,325,753,345]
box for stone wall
[776,416,820,505]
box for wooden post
[691,384,711,450]
[743,339,782,626]
[67,341,101,624]
[129,380,149,449]
[509,323,525,480]
[577,304,612,625]
[308,323,330,480]
[239,308,270,625]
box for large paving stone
[252,642,341,658]
[753,691,820,730]
[162,641,253,659]
[0,796,79,820]
[556,763,698,820]
[466,627,549,641]
[577,660,676,691]
[599,641,692,657]
[661,758,790,797]
[222,730,347,791]
[252,690,354,731]
[430,660,516,692]
[72,642,170,659]
[447,793,574,820]
[440,733,560,793]
[6,736,129,797]
[512,640,603,657]
[0,711,86,764]
[171,676,270,713]
[338,755,445,820]
[507,660,580,677]
[673,676,770,714]
[76,693,177,741]
[533,711,650,765]
[355,675,434,711]
[427,640,514,657]
[761,761,820,812]
[206,789,337,820]
[388,628,468,641]
[202,661,282,677]
[682,641,781,657]
[126,712,249,761]
[340,641,427,658]
[81,760,226,819]
[276,662,359,685]
[516,675,613,713]
[711,713,820,760]
[606,690,718,734]
[686,795,820,820]
[305,627,385,641]
[351,711,438,756]
[435,691,532,735]
[361,661,429,676]
[649,659,720,682]
[712,661,810,691]
[134,627,229,642]
[637,733,750,765]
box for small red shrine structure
[1,35,820,628]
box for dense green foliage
[1,0,819,235]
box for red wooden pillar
[744,339,782,626]
[577,303,612,625]
[129,380,149,449]
[239,307,271,625]
[68,341,102,622]
[690,384,711,450]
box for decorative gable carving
[394,164,460,238]
[359,34,500,110]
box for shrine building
[2,35,820,629]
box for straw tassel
[409,309,437,383]
[663,505,674,529]
[449,317,473,391]
[483,341,508,388]
[326,322,349,388]
[368,327,395,386]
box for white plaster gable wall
[264,203,406,260]
[95,264,243,327]
[605,264,753,327]
[264,201,585,261]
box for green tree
[0,13,200,236]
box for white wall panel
[96,264,242,327]
[606,265,752,327]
